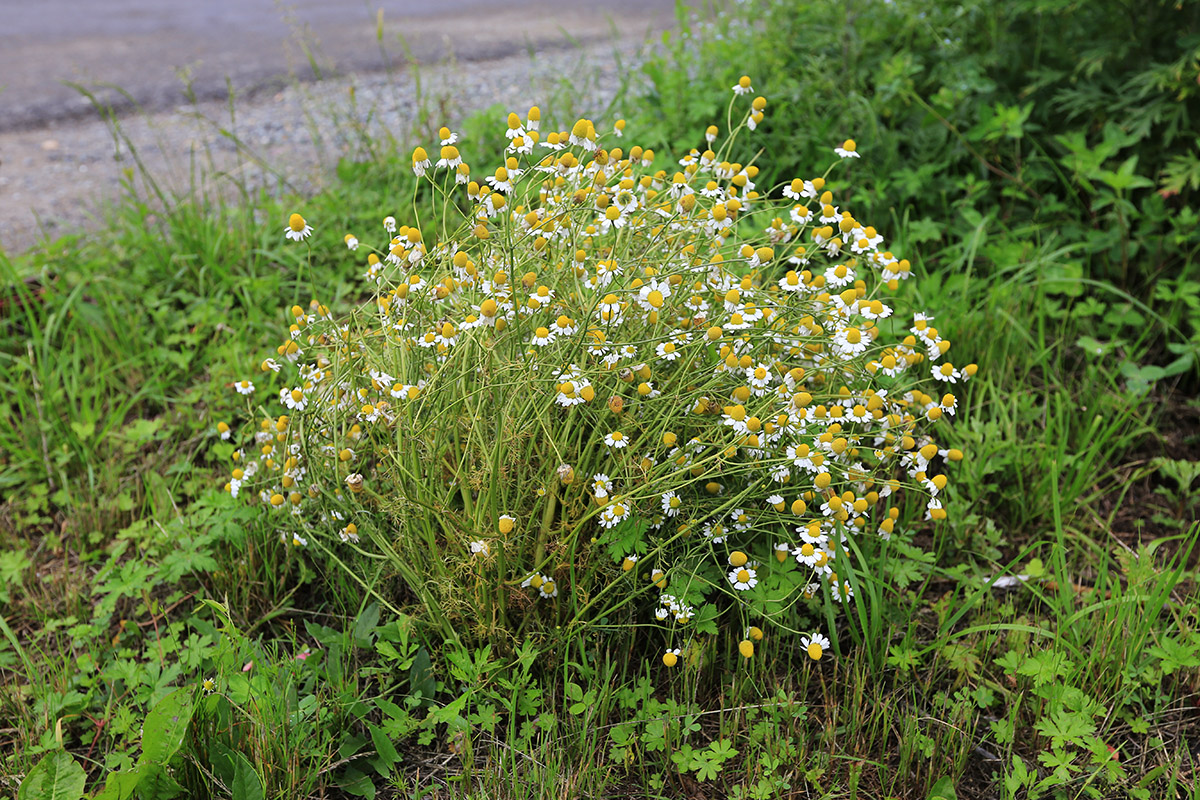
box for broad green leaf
[230,752,264,800]
[692,754,722,781]
[409,647,436,706]
[337,768,376,799]
[131,764,184,800]
[1042,262,1084,297]
[68,420,95,442]
[1076,336,1112,357]
[368,724,400,776]
[18,750,86,800]
[927,775,957,799]
[141,688,194,764]
[208,741,238,786]
[227,674,251,705]
[1160,352,1195,378]
[123,417,164,442]
[92,767,142,800]
[569,694,592,716]
[428,693,469,727]
[353,602,381,646]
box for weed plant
[218,85,978,676]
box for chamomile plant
[220,81,972,665]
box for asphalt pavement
[0,0,677,131]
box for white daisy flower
[592,473,613,499]
[661,491,682,517]
[727,567,758,591]
[932,363,961,383]
[790,205,812,225]
[411,147,431,176]
[599,501,631,528]
[831,580,854,603]
[834,139,860,159]
[801,631,831,660]
[655,341,681,361]
[284,213,313,241]
[280,387,308,411]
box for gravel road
[0,0,676,254]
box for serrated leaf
[18,750,86,800]
[1035,708,1096,750]
[693,603,719,636]
[375,640,414,669]
[1016,651,1074,687]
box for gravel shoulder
[0,20,668,256]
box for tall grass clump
[216,80,975,667]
